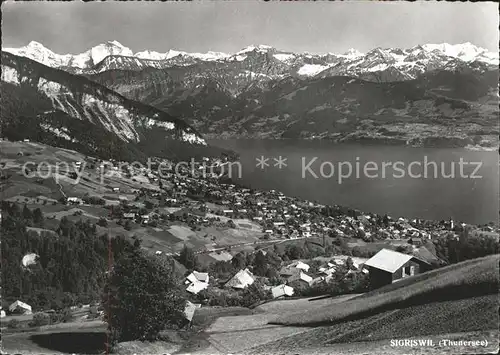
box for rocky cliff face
[0,51,211,161]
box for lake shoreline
[209,139,499,225]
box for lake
[209,139,499,225]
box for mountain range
[2,41,499,151]
[4,41,498,79]
[0,51,230,162]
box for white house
[224,268,255,289]
[284,260,310,273]
[271,284,294,299]
[67,197,83,205]
[9,300,32,315]
[185,271,210,295]
[186,281,209,294]
[294,261,310,272]
[187,271,209,284]
[286,270,313,286]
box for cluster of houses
[54,152,467,250]
[182,247,435,310]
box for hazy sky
[2,1,498,54]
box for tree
[22,204,33,221]
[29,312,50,327]
[285,244,304,260]
[346,257,354,270]
[231,252,246,269]
[33,208,44,227]
[178,245,198,270]
[102,243,185,344]
[97,217,108,227]
[252,251,268,277]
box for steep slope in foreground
[0,51,218,161]
[272,254,499,326]
[248,296,498,355]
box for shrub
[29,312,50,327]
[97,217,108,227]
[7,319,20,329]
[124,220,132,231]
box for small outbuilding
[271,284,294,299]
[363,248,430,289]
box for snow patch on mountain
[40,124,78,142]
[338,48,365,59]
[135,49,229,62]
[1,65,20,85]
[232,55,247,62]
[236,45,273,55]
[37,78,64,94]
[297,64,331,76]
[135,50,167,60]
[273,53,296,62]
[144,118,175,130]
[182,131,206,145]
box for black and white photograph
[1,1,499,354]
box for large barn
[363,249,431,289]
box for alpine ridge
[4,41,498,80]
[0,51,218,161]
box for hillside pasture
[247,295,498,354]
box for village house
[271,284,294,299]
[67,197,83,205]
[9,300,32,315]
[224,268,255,289]
[185,271,210,295]
[286,269,313,287]
[363,249,431,289]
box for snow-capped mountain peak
[134,48,230,61]
[3,40,498,76]
[341,48,364,58]
[236,45,274,55]
[88,41,134,65]
[422,42,491,62]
